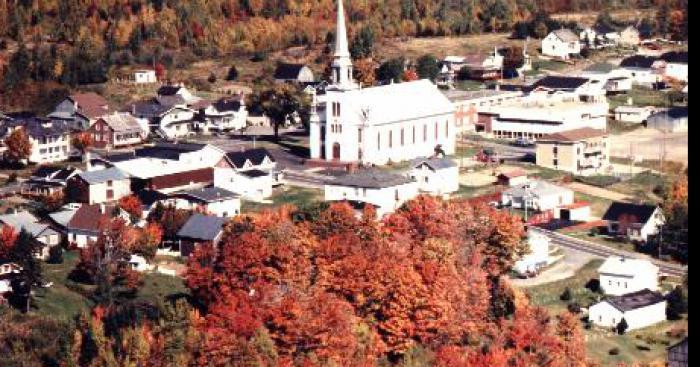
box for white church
[309,0,456,166]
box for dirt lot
[565,182,631,202]
[459,164,538,187]
[609,128,688,165]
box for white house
[408,157,459,196]
[619,55,665,87]
[541,29,581,59]
[589,289,667,331]
[602,202,665,242]
[578,63,632,95]
[513,229,551,275]
[198,97,248,133]
[324,170,419,217]
[49,203,130,248]
[167,187,241,217]
[613,106,657,123]
[129,254,155,272]
[133,70,157,84]
[501,180,574,212]
[0,211,61,260]
[0,260,21,295]
[309,0,455,166]
[214,148,280,200]
[0,118,72,164]
[67,167,131,204]
[619,26,641,46]
[660,51,688,82]
[598,256,659,296]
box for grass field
[608,86,673,111]
[607,171,669,204]
[32,251,188,321]
[526,259,688,365]
[241,186,324,212]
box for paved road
[460,136,535,156]
[530,227,687,277]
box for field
[33,251,188,321]
[526,259,688,365]
[241,186,324,213]
[608,128,688,166]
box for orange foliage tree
[4,128,32,163]
[118,195,143,223]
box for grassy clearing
[454,79,485,91]
[608,86,672,110]
[607,171,669,204]
[611,157,686,175]
[33,251,188,321]
[526,258,687,365]
[241,186,324,213]
[607,118,644,134]
[573,192,612,218]
[453,184,497,199]
[532,58,568,72]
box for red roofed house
[497,168,529,186]
[48,203,130,248]
[49,92,113,130]
[88,112,148,149]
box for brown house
[87,113,146,149]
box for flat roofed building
[535,128,610,176]
[442,89,523,134]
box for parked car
[513,137,535,147]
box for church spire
[330,0,355,90]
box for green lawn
[607,171,669,204]
[532,58,568,72]
[454,79,485,91]
[608,86,673,111]
[526,259,688,365]
[241,186,324,212]
[453,184,497,199]
[33,251,188,321]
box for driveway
[511,247,597,288]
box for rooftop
[0,211,59,239]
[226,148,275,169]
[538,128,608,142]
[602,202,659,224]
[504,180,571,199]
[329,169,414,189]
[441,89,521,102]
[598,255,658,277]
[98,112,144,133]
[551,28,579,42]
[604,288,665,312]
[410,157,458,171]
[620,55,659,69]
[174,187,239,203]
[0,118,72,139]
[77,167,129,184]
[530,76,590,91]
[274,63,310,80]
[68,92,112,119]
[177,214,227,241]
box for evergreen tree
[350,26,375,59]
[415,54,440,81]
[616,318,628,335]
[3,41,31,90]
[376,57,405,83]
[10,229,43,312]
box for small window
[400,128,404,146]
[389,130,393,148]
[107,180,113,187]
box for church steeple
[331,0,355,90]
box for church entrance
[332,143,341,160]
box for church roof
[331,79,454,125]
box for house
[88,112,147,149]
[580,24,619,48]
[553,201,591,222]
[0,118,72,164]
[0,259,21,295]
[21,165,81,197]
[478,93,608,141]
[408,157,459,196]
[541,29,581,59]
[602,202,664,242]
[528,76,606,102]
[613,106,656,123]
[619,55,664,86]
[136,189,169,219]
[214,148,282,200]
[167,187,240,217]
[461,49,504,80]
[660,51,688,82]
[156,85,199,104]
[176,214,227,256]
[646,107,688,132]
[273,63,315,84]
[132,69,157,84]
[324,170,418,217]
[598,256,659,296]
[619,26,641,46]
[588,289,666,331]
[501,180,574,212]
[442,89,523,134]
[578,63,632,94]
[497,168,529,186]
[667,337,688,367]
[49,203,129,247]
[535,128,610,176]
[196,97,248,133]
[67,167,131,204]
[309,0,456,165]
[513,230,551,275]
[131,101,197,139]
[0,211,61,259]
[101,143,231,194]
[49,92,112,129]
[128,254,154,272]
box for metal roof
[177,214,226,241]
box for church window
[389,130,393,148]
[423,124,427,142]
[445,120,449,138]
[358,128,362,143]
[412,126,416,144]
[400,128,404,146]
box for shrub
[47,245,63,264]
[208,72,217,83]
[560,287,573,301]
[616,318,628,335]
[666,286,688,320]
[608,347,620,355]
[567,302,581,314]
[226,66,239,81]
[585,279,601,293]
[7,173,17,184]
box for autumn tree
[250,83,309,140]
[416,54,440,81]
[10,229,44,312]
[3,128,32,164]
[350,25,374,59]
[118,195,143,223]
[402,69,419,82]
[353,58,376,87]
[71,132,93,156]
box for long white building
[309,0,455,165]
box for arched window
[400,128,404,146]
[389,130,393,148]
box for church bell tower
[330,0,356,90]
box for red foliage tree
[118,195,143,223]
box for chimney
[84,151,92,170]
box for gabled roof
[620,55,659,68]
[135,142,209,160]
[30,166,80,181]
[504,180,571,199]
[156,94,187,107]
[65,204,119,233]
[531,76,590,90]
[538,128,607,142]
[76,167,129,185]
[239,169,269,178]
[0,118,72,139]
[173,187,238,203]
[177,214,226,241]
[68,92,111,119]
[211,98,243,113]
[330,169,414,189]
[603,288,665,312]
[31,166,63,179]
[273,63,309,80]
[0,211,59,239]
[551,28,579,42]
[660,51,688,64]
[225,148,275,169]
[98,113,143,133]
[593,23,617,35]
[157,85,184,96]
[602,202,659,223]
[410,157,457,171]
[598,256,658,277]
[130,100,174,117]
